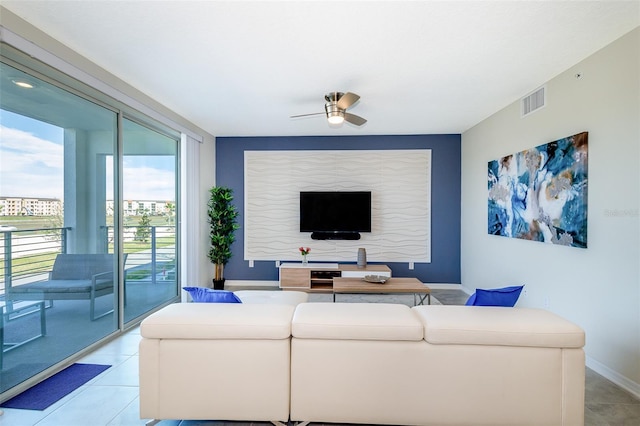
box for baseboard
[426,283,470,292]
[225,280,279,288]
[586,356,640,399]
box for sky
[108,156,176,202]
[0,110,176,201]
[0,114,64,199]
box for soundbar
[311,232,361,240]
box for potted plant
[207,186,239,289]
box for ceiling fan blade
[344,113,367,126]
[290,112,325,119]
[337,92,360,110]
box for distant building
[107,200,174,216]
[0,197,173,217]
[0,197,62,216]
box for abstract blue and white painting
[488,132,588,248]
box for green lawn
[109,236,175,252]
[0,252,58,278]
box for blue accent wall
[215,134,461,283]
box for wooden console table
[279,263,430,305]
[279,263,391,292]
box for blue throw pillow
[464,292,477,306]
[183,287,242,303]
[465,285,524,307]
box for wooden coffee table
[332,277,431,305]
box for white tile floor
[0,326,168,426]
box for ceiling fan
[291,92,367,126]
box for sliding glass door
[120,118,178,322]
[0,52,180,398]
[0,61,119,394]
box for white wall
[461,28,639,395]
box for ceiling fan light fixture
[290,91,365,126]
[327,112,345,125]
[325,101,345,125]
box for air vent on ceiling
[521,86,546,117]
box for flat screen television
[300,191,371,240]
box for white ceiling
[2,1,639,137]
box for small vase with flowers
[299,247,311,265]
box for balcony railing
[102,225,177,284]
[1,226,176,293]
[1,227,69,292]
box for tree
[135,209,152,242]
[165,202,175,225]
[45,202,64,242]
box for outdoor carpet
[0,363,111,410]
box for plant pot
[212,278,225,290]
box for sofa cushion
[140,303,295,340]
[292,303,423,341]
[234,290,309,306]
[182,287,242,303]
[412,305,585,348]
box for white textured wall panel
[244,150,431,263]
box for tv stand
[279,263,391,291]
[311,231,361,240]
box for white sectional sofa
[139,299,585,426]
